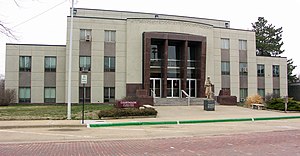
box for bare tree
[0,75,16,106]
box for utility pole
[67,0,74,120]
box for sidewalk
[1,105,300,129]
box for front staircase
[154,98,206,106]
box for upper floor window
[104,56,115,72]
[239,62,248,76]
[79,56,91,71]
[19,87,31,103]
[45,56,56,72]
[221,38,230,49]
[105,30,116,42]
[221,61,230,75]
[80,29,92,41]
[273,65,280,77]
[257,64,265,77]
[19,56,31,72]
[239,40,247,50]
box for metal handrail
[150,89,156,104]
[181,90,190,106]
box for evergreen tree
[287,59,299,83]
[252,17,284,56]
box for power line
[13,0,67,28]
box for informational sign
[81,75,88,84]
[116,101,140,108]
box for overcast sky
[0,0,299,76]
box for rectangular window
[19,56,31,72]
[239,62,248,76]
[221,38,230,49]
[257,89,265,98]
[240,88,248,102]
[239,40,247,50]
[221,61,230,75]
[44,87,56,103]
[80,29,92,41]
[257,64,265,77]
[273,65,280,77]
[104,56,115,72]
[19,87,31,103]
[105,30,116,42]
[104,87,115,102]
[79,87,91,103]
[273,89,280,97]
[79,56,91,71]
[45,56,56,72]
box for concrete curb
[88,116,300,128]
[0,124,86,129]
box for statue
[205,76,213,99]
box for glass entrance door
[186,79,196,98]
[150,78,161,98]
[167,79,180,98]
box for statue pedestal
[204,99,215,111]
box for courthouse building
[5,8,287,104]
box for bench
[251,104,265,110]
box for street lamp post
[67,0,75,120]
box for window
[240,88,248,102]
[104,56,115,72]
[257,64,265,77]
[19,56,31,72]
[79,87,91,103]
[44,87,56,103]
[273,65,280,77]
[105,30,116,42]
[104,87,115,102]
[221,38,230,49]
[19,87,31,103]
[239,40,247,50]
[45,56,56,72]
[273,89,280,97]
[239,63,248,76]
[80,29,91,41]
[221,61,230,75]
[257,89,265,98]
[79,56,91,71]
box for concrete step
[154,98,206,106]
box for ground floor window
[79,87,91,103]
[240,88,248,102]
[257,89,265,98]
[19,87,31,103]
[104,87,115,102]
[273,89,280,97]
[44,87,56,103]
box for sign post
[81,74,88,124]
[284,96,288,113]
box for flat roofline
[214,26,254,32]
[6,43,66,47]
[74,8,230,23]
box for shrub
[245,94,264,108]
[0,89,16,106]
[267,98,300,111]
[98,108,157,119]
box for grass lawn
[0,104,114,120]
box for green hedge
[267,98,300,111]
[98,108,157,119]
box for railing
[150,59,162,67]
[181,90,190,106]
[168,59,181,67]
[150,89,156,104]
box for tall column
[162,39,168,97]
[181,40,188,97]
[143,36,151,94]
[197,41,207,97]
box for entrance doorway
[186,79,196,97]
[150,78,161,98]
[167,79,180,98]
